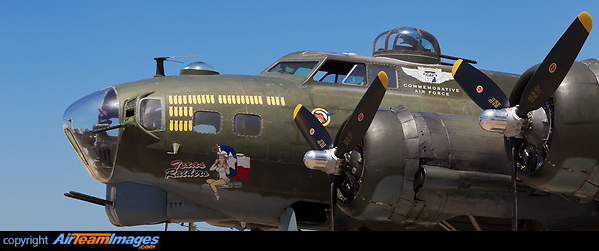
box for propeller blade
[452,59,510,109]
[293,104,333,150]
[516,11,592,117]
[335,71,388,157]
[329,174,337,231]
[510,145,518,231]
[505,137,518,231]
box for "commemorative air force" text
[403,83,460,97]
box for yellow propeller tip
[377,71,389,89]
[293,104,303,120]
[579,11,592,33]
[452,59,463,76]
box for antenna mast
[154,56,197,77]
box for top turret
[373,27,441,64]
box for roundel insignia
[476,85,483,93]
[549,63,557,73]
[357,113,364,122]
[309,128,315,135]
[311,108,331,126]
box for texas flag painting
[234,154,251,180]
[219,145,251,180]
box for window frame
[368,64,399,89]
[267,61,319,76]
[192,110,223,134]
[233,113,263,137]
[312,60,366,86]
[139,98,164,131]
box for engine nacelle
[337,105,511,223]
[513,59,599,199]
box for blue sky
[1,1,598,231]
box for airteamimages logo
[52,232,160,249]
[2,232,163,249]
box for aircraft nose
[63,87,120,183]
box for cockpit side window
[268,61,318,76]
[140,99,163,130]
[369,65,398,89]
[312,60,366,85]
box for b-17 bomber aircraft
[63,12,598,231]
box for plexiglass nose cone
[63,87,120,183]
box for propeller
[293,71,389,230]
[293,104,333,151]
[453,11,592,115]
[516,12,592,118]
[452,12,592,231]
[452,59,510,110]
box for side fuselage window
[234,113,262,136]
[193,111,222,134]
[369,65,398,89]
[140,99,163,130]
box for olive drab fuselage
[63,26,599,230]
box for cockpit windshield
[268,61,318,76]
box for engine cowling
[337,105,512,223]
[512,59,599,199]
[336,59,599,226]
